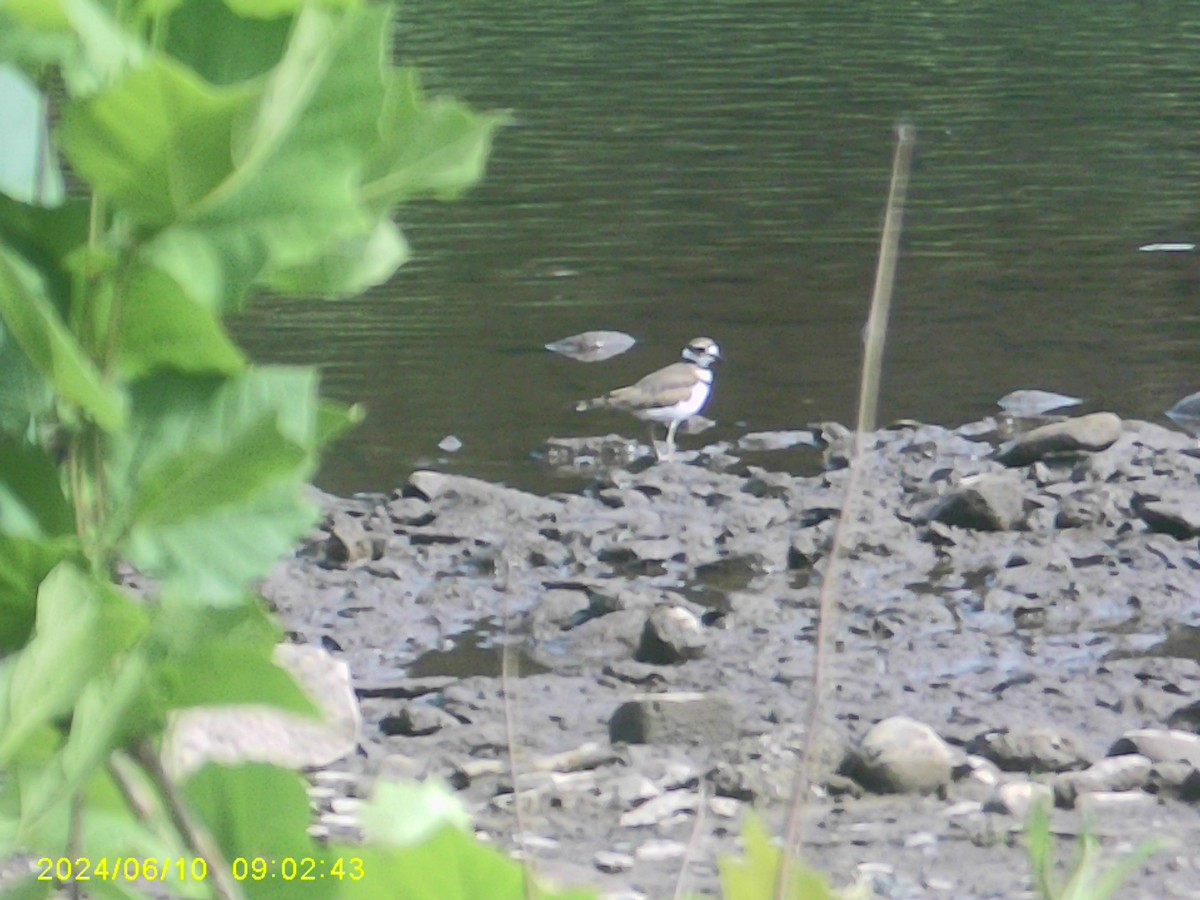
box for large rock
[163,643,361,779]
[405,470,562,518]
[635,605,707,665]
[1054,754,1152,806]
[996,412,1122,466]
[844,716,956,794]
[1132,491,1200,539]
[928,472,1026,531]
[1109,729,1200,768]
[969,726,1091,773]
[609,692,736,746]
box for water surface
[233,1,1200,494]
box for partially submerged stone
[997,389,1083,417]
[545,330,637,362]
[1165,390,1200,434]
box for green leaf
[156,643,317,715]
[264,217,409,297]
[0,435,72,537]
[1,0,147,95]
[316,398,364,447]
[163,0,291,85]
[115,261,246,377]
[145,4,383,308]
[185,763,336,900]
[359,780,471,848]
[335,831,597,900]
[0,535,77,651]
[14,654,152,840]
[338,831,525,900]
[0,878,52,900]
[59,54,254,229]
[0,193,90,312]
[148,596,285,656]
[365,68,508,206]
[1026,800,1057,899]
[0,247,127,430]
[131,415,306,527]
[0,563,146,765]
[718,812,836,900]
[110,368,321,604]
[225,0,358,19]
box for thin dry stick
[129,741,243,900]
[670,784,707,900]
[498,552,536,900]
[774,124,916,900]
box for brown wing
[598,362,699,411]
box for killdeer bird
[575,337,721,459]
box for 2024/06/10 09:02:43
[33,855,366,885]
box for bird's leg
[663,419,680,461]
[647,423,662,460]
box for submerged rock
[545,330,637,362]
[997,389,1083,417]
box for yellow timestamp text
[37,857,209,883]
[231,856,365,881]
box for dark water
[233,1,1200,495]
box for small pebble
[593,850,635,874]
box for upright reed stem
[774,124,916,900]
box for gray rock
[845,716,956,794]
[997,389,1083,416]
[380,703,460,737]
[996,412,1123,466]
[1109,728,1200,768]
[634,839,687,863]
[708,724,847,802]
[609,692,736,746]
[970,726,1091,773]
[164,644,361,779]
[593,850,635,873]
[1133,491,1200,539]
[545,330,637,362]
[983,780,1053,818]
[736,430,820,452]
[405,470,561,518]
[1165,390,1200,435]
[1054,754,1152,806]
[634,605,707,665]
[540,434,646,469]
[323,512,384,567]
[1145,761,1200,802]
[928,472,1026,532]
[618,790,701,827]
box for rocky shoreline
[264,412,1200,898]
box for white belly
[635,380,711,424]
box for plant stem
[131,740,244,900]
[774,124,915,900]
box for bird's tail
[575,397,604,412]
